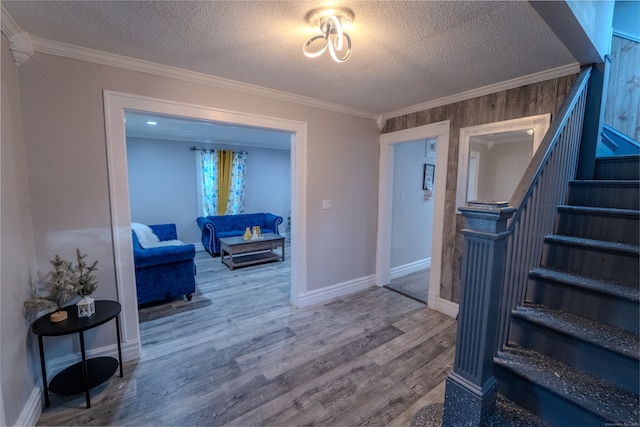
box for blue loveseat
[196,213,283,256]
[132,223,196,305]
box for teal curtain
[200,149,219,216]
[225,151,247,215]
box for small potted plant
[24,254,79,322]
[24,249,98,322]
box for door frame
[103,91,308,356]
[376,120,458,317]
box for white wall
[613,1,640,40]
[1,34,39,427]
[13,51,379,367]
[242,146,290,232]
[127,138,199,242]
[390,140,434,268]
[567,0,615,59]
[127,137,291,243]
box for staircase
[494,155,640,426]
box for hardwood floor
[37,242,457,426]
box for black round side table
[31,300,123,408]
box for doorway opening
[104,91,308,359]
[383,138,438,304]
[376,121,457,318]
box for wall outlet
[401,192,406,201]
[322,199,332,209]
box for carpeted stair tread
[495,345,640,425]
[569,179,640,186]
[513,304,639,359]
[544,234,640,255]
[529,267,639,301]
[410,395,551,427]
[558,204,640,217]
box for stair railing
[442,66,593,425]
[495,66,592,350]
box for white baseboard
[298,274,376,308]
[390,258,431,280]
[193,242,204,252]
[15,386,42,427]
[47,339,140,379]
[435,297,459,319]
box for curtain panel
[199,149,247,216]
[200,149,219,216]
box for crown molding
[613,30,640,43]
[30,36,378,120]
[381,62,580,121]
[1,5,22,37]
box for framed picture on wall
[427,139,437,157]
[423,163,435,190]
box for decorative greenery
[24,249,98,314]
[74,249,99,298]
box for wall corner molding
[9,31,34,66]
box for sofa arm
[149,223,178,241]
[264,213,283,234]
[196,216,217,255]
[134,244,195,268]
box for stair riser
[555,211,640,244]
[567,184,639,210]
[595,157,640,180]
[494,365,610,426]
[509,317,639,394]
[526,279,639,333]
[541,243,639,284]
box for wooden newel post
[443,201,515,426]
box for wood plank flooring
[37,241,457,426]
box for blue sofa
[196,213,283,256]
[132,223,196,305]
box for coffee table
[219,233,285,270]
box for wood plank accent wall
[605,35,640,142]
[382,74,578,303]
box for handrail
[509,67,592,212]
[495,66,592,350]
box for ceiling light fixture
[303,7,354,63]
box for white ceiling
[2,1,578,144]
[125,111,292,149]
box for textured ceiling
[3,1,577,116]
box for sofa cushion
[132,222,160,248]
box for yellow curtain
[217,150,234,215]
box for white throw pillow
[131,223,160,248]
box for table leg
[78,331,91,408]
[38,335,50,407]
[115,315,123,377]
[282,243,285,261]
